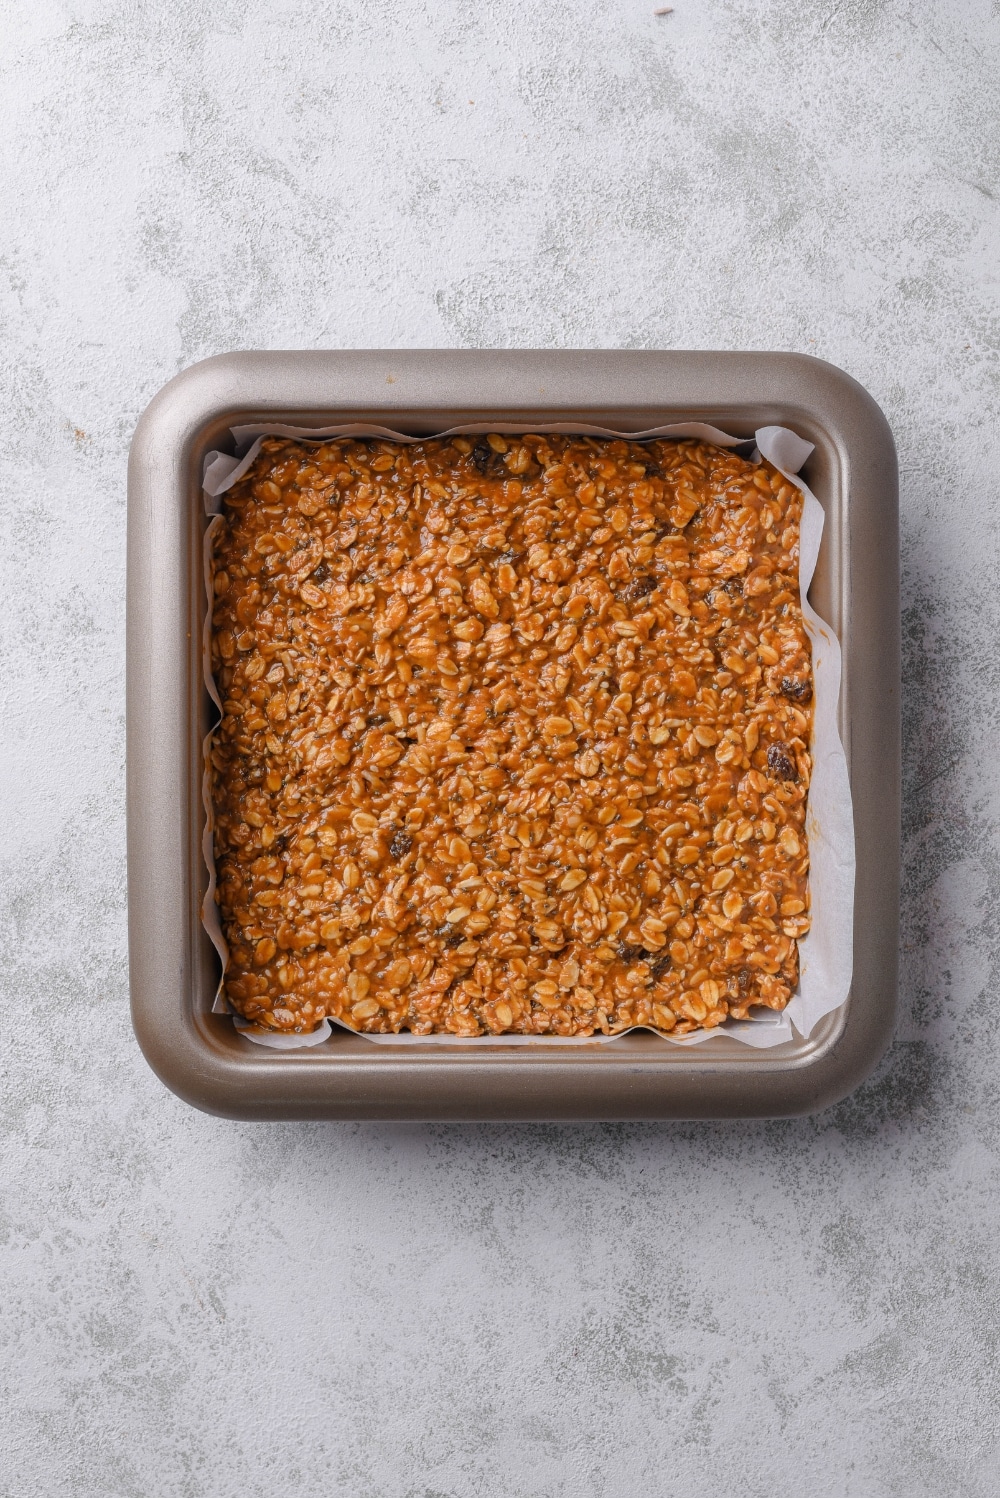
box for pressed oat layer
[209,434,813,1037]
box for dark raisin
[442,930,465,950]
[780,676,813,704]
[723,577,743,598]
[497,548,517,565]
[649,953,672,981]
[389,831,412,859]
[622,574,657,602]
[616,940,645,965]
[367,712,388,727]
[471,440,492,475]
[737,966,754,993]
[312,560,331,583]
[766,743,798,782]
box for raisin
[389,831,412,859]
[312,560,331,583]
[622,574,657,602]
[616,940,645,965]
[780,676,813,704]
[367,712,388,727]
[766,743,798,782]
[471,440,492,475]
[723,577,743,598]
[649,952,672,981]
[737,966,754,993]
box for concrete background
[1,0,998,1495]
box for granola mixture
[209,433,813,1037]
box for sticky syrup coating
[209,434,812,1036]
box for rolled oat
[210,433,812,1037]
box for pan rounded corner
[772,352,897,465]
[129,996,269,1120]
[780,994,897,1118]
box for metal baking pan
[126,350,899,1120]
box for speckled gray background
[2,1,999,1496]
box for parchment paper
[201,421,854,1050]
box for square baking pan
[126,350,899,1120]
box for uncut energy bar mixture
[209,434,813,1037]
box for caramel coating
[210,434,812,1036]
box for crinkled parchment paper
[201,421,854,1051]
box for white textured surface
[2,2,999,1495]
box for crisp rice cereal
[209,434,812,1037]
